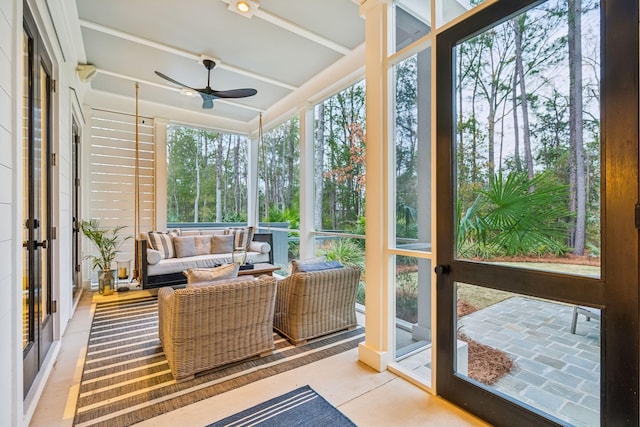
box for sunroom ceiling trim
[87,89,256,135]
[79,19,297,91]
[218,0,352,55]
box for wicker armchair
[158,276,277,381]
[273,267,361,345]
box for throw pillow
[186,276,256,289]
[173,236,197,258]
[194,235,212,255]
[291,255,326,274]
[146,249,162,265]
[148,231,177,259]
[225,226,254,250]
[211,234,235,254]
[183,263,240,284]
[296,260,344,272]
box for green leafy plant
[319,238,366,304]
[457,171,569,257]
[81,219,131,271]
[319,238,365,270]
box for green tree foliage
[455,0,600,258]
[394,56,419,239]
[317,81,366,232]
[166,125,249,222]
[258,116,300,223]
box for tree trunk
[193,131,202,223]
[457,49,466,185]
[514,17,534,180]
[315,104,325,230]
[471,85,478,184]
[216,135,224,222]
[512,70,521,172]
[287,119,295,207]
[568,0,586,255]
[487,102,496,179]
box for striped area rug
[207,385,356,426]
[73,296,364,427]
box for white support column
[358,0,395,372]
[247,132,259,228]
[429,0,440,388]
[154,118,168,230]
[81,106,94,288]
[299,104,315,260]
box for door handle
[34,240,47,249]
[434,265,450,275]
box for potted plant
[81,219,131,295]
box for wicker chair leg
[176,374,194,383]
[259,350,274,357]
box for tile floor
[29,290,488,427]
[459,296,600,427]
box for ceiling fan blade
[157,63,257,110]
[155,71,199,92]
[211,88,258,99]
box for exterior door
[435,0,638,425]
[72,120,81,298]
[22,7,54,397]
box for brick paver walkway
[459,296,600,427]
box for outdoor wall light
[76,64,97,82]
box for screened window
[314,81,366,234]
[166,124,249,223]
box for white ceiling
[75,0,367,133]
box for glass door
[72,120,81,298]
[22,7,54,397]
[435,0,638,425]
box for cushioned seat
[273,267,361,345]
[158,275,277,381]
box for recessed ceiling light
[226,0,259,18]
[236,1,250,13]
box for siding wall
[85,108,156,284]
[0,0,87,424]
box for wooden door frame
[22,2,54,397]
[434,0,639,424]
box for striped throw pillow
[225,226,254,250]
[148,231,177,259]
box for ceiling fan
[155,59,257,109]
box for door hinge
[75,264,81,272]
[50,153,56,166]
[51,300,57,314]
[51,79,57,93]
[75,178,80,187]
[51,226,57,240]
[636,203,640,229]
